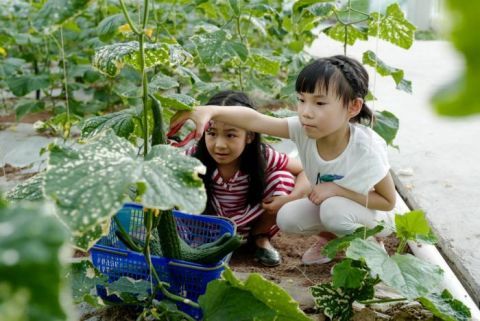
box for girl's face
[296,87,353,140]
[205,121,252,167]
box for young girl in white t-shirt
[170,55,396,265]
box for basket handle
[92,246,129,257]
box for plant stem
[397,239,408,254]
[359,297,407,305]
[140,33,149,156]
[142,0,149,29]
[119,0,141,34]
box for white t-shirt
[287,116,390,196]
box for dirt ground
[229,231,401,286]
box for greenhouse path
[308,35,480,306]
[1,37,480,309]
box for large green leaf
[96,14,125,42]
[0,202,71,321]
[395,210,432,243]
[105,277,151,303]
[66,259,107,307]
[368,3,415,49]
[148,73,179,91]
[6,75,50,97]
[324,23,367,46]
[346,239,443,300]
[92,42,191,77]
[191,30,248,66]
[363,50,412,94]
[332,259,368,289]
[323,225,384,259]
[418,289,471,321]
[14,100,45,121]
[0,58,25,78]
[6,172,45,201]
[433,1,480,116]
[199,267,311,321]
[154,93,196,111]
[43,131,206,250]
[33,0,92,34]
[81,108,138,140]
[246,54,281,75]
[373,109,399,147]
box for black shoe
[254,246,281,267]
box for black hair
[295,55,374,125]
[192,90,266,214]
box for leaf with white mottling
[67,259,107,306]
[34,0,92,34]
[141,145,206,211]
[81,108,137,139]
[6,172,45,201]
[311,279,375,321]
[43,131,206,250]
[92,42,191,77]
[154,93,196,111]
[368,3,416,49]
[105,277,152,303]
[246,54,280,75]
[324,23,367,46]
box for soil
[229,231,401,286]
[0,163,37,181]
[0,110,53,124]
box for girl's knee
[320,197,358,235]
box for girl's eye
[297,97,304,103]
[316,102,326,106]
[207,131,216,136]
[227,134,237,138]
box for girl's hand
[169,106,214,141]
[308,182,339,205]
[262,195,292,216]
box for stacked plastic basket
[90,203,236,319]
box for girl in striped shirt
[188,91,310,267]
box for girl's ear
[348,98,363,118]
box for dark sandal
[251,233,281,267]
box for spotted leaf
[43,130,206,250]
[368,3,416,49]
[34,0,92,34]
[6,172,45,201]
[92,42,191,77]
[81,108,138,140]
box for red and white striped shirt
[187,144,294,235]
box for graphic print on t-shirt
[316,173,344,184]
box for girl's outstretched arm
[170,105,290,140]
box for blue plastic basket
[90,203,236,320]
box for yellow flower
[0,47,7,57]
[145,28,154,38]
[118,23,132,34]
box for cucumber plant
[311,210,471,321]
